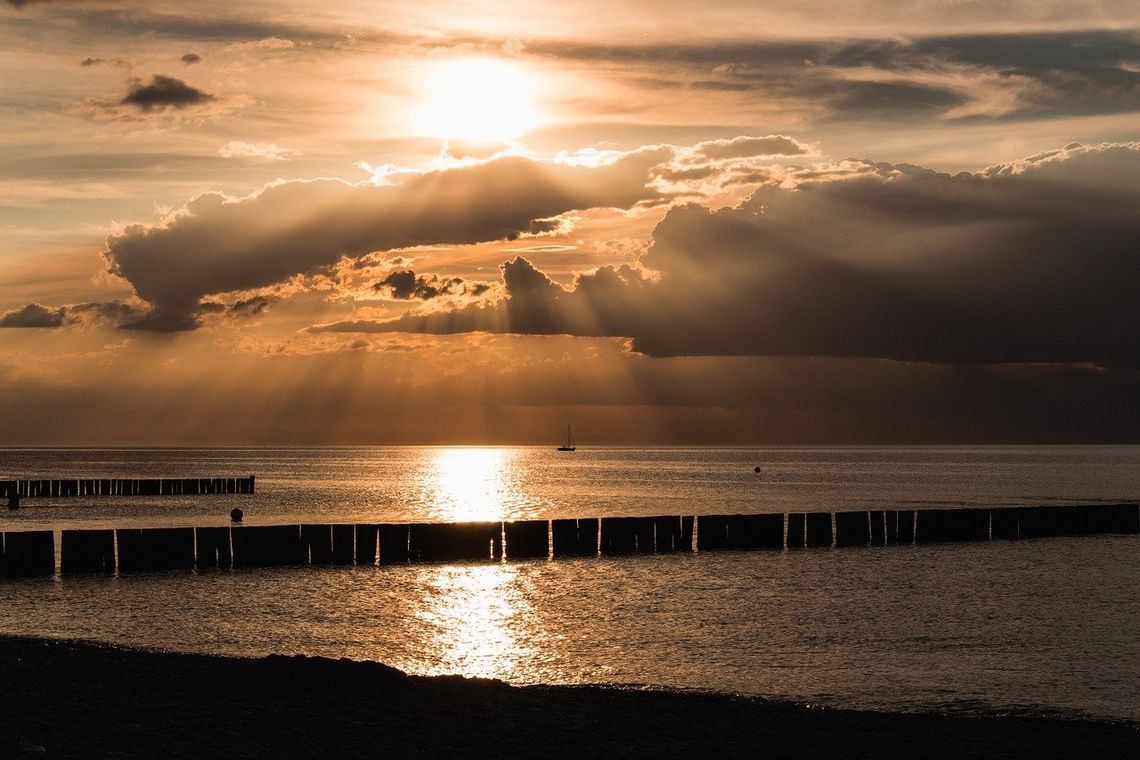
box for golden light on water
[414,563,536,680]
[407,450,539,679]
[414,58,542,142]
[418,447,519,522]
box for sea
[1,446,1137,723]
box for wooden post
[785,513,806,548]
[331,525,355,565]
[805,512,832,547]
[60,530,115,573]
[1,531,55,576]
[354,525,379,566]
[408,522,500,562]
[551,518,598,557]
[504,520,548,560]
[696,515,731,551]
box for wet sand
[0,636,1135,758]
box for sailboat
[556,424,576,452]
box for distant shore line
[0,635,1135,758]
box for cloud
[181,53,201,65]
[103,147,671,329]
[693,135,812,160]
[535,30,1140,122]
[227,295,276,316]
[0,301,142,328]
[120,75,214,112]
[229,37,296,51]
[317,143,1140,368]
[374,270,491,300]
[217,141,297,161]
[0,303,65,328]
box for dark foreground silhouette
[0,636,1135,758]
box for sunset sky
[1,0,1138,444]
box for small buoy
[230,507,244,523]
[754,466,762,474]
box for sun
[414,58,542,143]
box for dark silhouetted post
[504,520,549,560]
[785,513,806,548]
[60,530,116,574]
[331,525,355,565]
[696,514,731,551]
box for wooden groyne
[2,477,254,499]
[0,504,1136,577]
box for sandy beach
[0,635,1135,758]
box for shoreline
[1,636,1135,758]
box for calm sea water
[1,447,1138,722]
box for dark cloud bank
[541,30,1140,121]
[65,140,1140,374]
[102,147,670,329]
[317,143,1140,369]
[0,301,140,328]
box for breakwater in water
[3,476,254,499]
[2,503,1136,576]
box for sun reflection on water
[418,447,520,522]
[412,563,537,680]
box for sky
[1,0,1138,445]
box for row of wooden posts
[1,503,1136,577]
[3,477,254,499]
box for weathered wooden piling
[116,528,195,572]
[885,510,898,544]
[1106,503,1140,533]
[834,511,870,547]
[354,525,380,565]
[60,529,115,573]
[331,525,355,565]
[805,512,832,547]
[915,508,991,543]
[2,503,1135,580]
[726,514,784,550]
[680,515,695,553]
[785,513,806,548]
[301,524,334,564]
[551,518,598,557]
[504,520,549,559]
[1,531,55,576]
[194,527,232,569]
[409,522,500,562]
[870,511,887,546]
[8,476,255,499]
[990,508,1019,539]
[378,524,409,564]
[895,510,916,544]
[696,515,731,550]
[601,517,655,554]
[231,525,305,567]
[652,515,690,553]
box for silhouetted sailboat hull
[556,425,576,451]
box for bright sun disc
[415,58,541,143]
